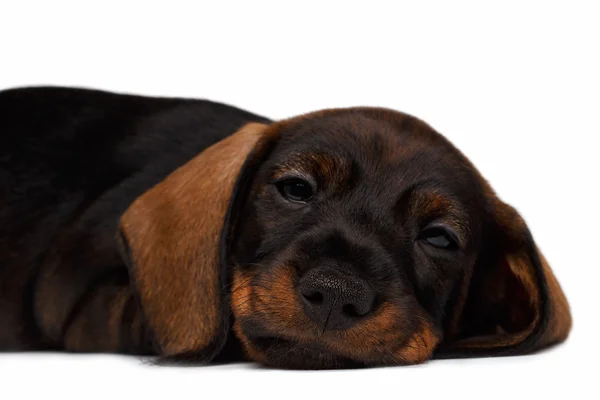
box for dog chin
[246,335,366,370]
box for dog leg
[59,275,154,354]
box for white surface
[1,1,598,399]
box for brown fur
[119,122,270,356]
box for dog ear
[440,196,572,357]
[117,122,277,361]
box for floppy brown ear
[440,197,572,357]
[118,122,277,361]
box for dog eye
[418,226,458,250]
[276,178,314,202]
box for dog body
[0,87,269,352]
[0,87,571,369]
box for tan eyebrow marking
[410,189,470,243]
[270,152,354,189]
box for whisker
[223,277,254,300]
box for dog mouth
[247,334,366,369]
[235,315,437,369]
[234,315,371,368]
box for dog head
[119,108,571,369]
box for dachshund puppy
[0,87,571,369]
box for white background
[1,1,598,399]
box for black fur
[0,86,270,350]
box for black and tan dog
[0,86,571,369]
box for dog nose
[298,267,375,331]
